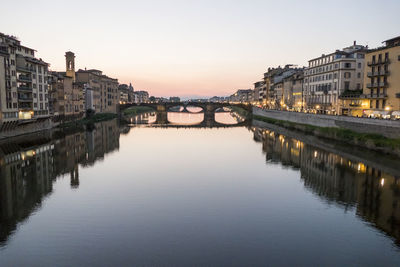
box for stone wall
[253,107,400,138]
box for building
[169,97,180,103]
[229,89,253,103]
[118,83,134,104]
[209,96,228,103]
[262,65,299,109]
[76,69,119,113]
[304,41,367,114]
[0,33,50,126]
[133,90,149,104]
[253,81,265,104]
[48,52,84,118]
[341,36,400,117]
[282,70,304,111]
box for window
[357,73,361,78]
[344,63,351,68]
[356,83,360,90]
[344,72,351,78]
[358,63,361,68]
[344,82,350,90]
[398,55,400,61]
[11,70,16,76]
[39,85,42,92]
[40,103,43,110]
[334,73,337,79]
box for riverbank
[253,114,400,157]
[123,106,154,116]
[58,113,118,130]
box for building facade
[254,81,265,104]
[304,42,367,114]
[0,33,50,126]
[282,70,304,111]
[340,37,400,117]
[76,69,119,113]
[229,89,254,103]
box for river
[0,112,399,266]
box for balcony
[367,70,390,77]
[18,96,33,102]
[16,65,35,73]
[17,75,32,82]
[17,86,32,92]
[362,94,388,99]
[367,58,390,66]
[366,82,389,88]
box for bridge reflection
[120,102,252,127]
[251,126,400,246]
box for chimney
[354,40,356,46]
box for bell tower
[65,51,75,81]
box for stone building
[261,65,299,109]
[253,81,265,104]
[76,69,119,113]
[0,33,50,127]
[303,42,367,114]
[341,36,400,117]
[282,70,304,111]
[229,89,254,103]
[48,52,83,118]
[133,90,149,104]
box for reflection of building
[252,126,400,245]
[0,119,120,245]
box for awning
[392,111,400,116]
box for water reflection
[0,119,120,246]
[1,118,400,265]
[252,126,400,245]
[128,112,157,124]
[167,112,204,125]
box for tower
[65,51,75,81]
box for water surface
[0,112,400,266]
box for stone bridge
[119,102,252,127]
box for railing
[367,82,388,88]
[18,96,33,101]
[367,70,390,77]
[363,94,388,99]
[16,65,35,72]
[367,58,391,66]
[17,86,32,92]
[18,75,32,82]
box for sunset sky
[1,0,399,98]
